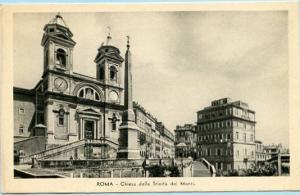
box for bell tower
[94,27,124,87]
[41,13,76,74]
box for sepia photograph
[1,2,300,193]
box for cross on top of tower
[126,35,130,49]
[105,26,112,46]
[56,12,62,18]
[48,12,68,28]
[107,26,111,36]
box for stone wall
[14,136,46,157]
[38,158,194,177]
[39,159,144,169]
[14,91,36,138]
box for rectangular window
[19,108,25,114]
[235,109,239,115]
[58,116,64,126]
[112,122,117,131]
[236,132,239,140]
[19,125,24,134]
[227,133,231,140]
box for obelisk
[117,36,141,159]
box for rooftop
[48,13,68,28]
[175,124,195,132]
[198,97,255,113]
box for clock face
[54,77,68,92]
[109,91,119,102]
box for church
[13,13,169,161]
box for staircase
[193,160,213,177]
[20,138,118,163]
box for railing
[20,138,120,163]
[20,139,86,163]
[86,138,118,148]
[39,158,145,169]
[201,158,216,177]
[14,136,43,145]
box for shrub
[148,165,165,177]
[147,165,180,177]
[228,169,239,176]
[167,166,180,177]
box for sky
[13,11,288,147]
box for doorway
[84,120,95,139]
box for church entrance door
[84,120,95,139]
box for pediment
[82,108,99,113]
[77,107,101,116]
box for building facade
[264,144,284,159]
[133,102,175,159]
[255,140,271,165]
[13,14,174,161]
[196,98,256,171]
[174,124,197,158]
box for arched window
[58,108,65,126]
[56,48,67,67]
[77,86,101,101]
[109,66,117,81]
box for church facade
[13,14,174,161]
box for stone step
[193,161,212,177]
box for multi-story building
[264,144,283,159]
[133,102,175,159]
[157,122,175,158]
[174,124,197,158]
[163,127,176,158]
[196,98,256,171]
[255,140,269,165]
